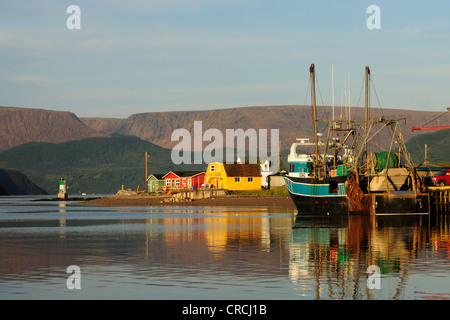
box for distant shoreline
[78,194,297,211]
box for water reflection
[0,198,449,299]
[289,214,450,299]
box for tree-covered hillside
[0,136,204,195]
[406,129,450,164]
[0,169,47,195]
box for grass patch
[228,186,289,196]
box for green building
[147,174,165,193]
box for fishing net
[373,151,398,173]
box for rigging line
[420,108,450,127]
[370,76,391,150]
[352,73,366,121]
[363,121,391,147]
[304,76,311,105]
[370,77,384,118]
[314,71,327,116]
[385,121,398,171]
[293,106,307,143]
[314,71,331,144]
[292,77,310,143]
[412,135,426,161]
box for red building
[162,171,206,191]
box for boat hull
[284,175,430,215]
[284,175,349,215]
[287,192,348,215]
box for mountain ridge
[0,106,108,150]
[1,105,448,153]
[81,105,450,151]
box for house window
[175,179,180,186]
[182,178,186,185]
[248,177,254,183]
[166,180,171,186]
[210,165,215,172]
[235,177,240,182]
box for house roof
[162,171,205,178]
[149,173,165,180]
[223,163,261,177]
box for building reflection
[143,210,295,260]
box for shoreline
[78,194,297,211]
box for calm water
[0,195,449,300]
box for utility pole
[278,141,281,172]
[145,151,148,192]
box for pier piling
[429,188,450,213]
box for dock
[428,187,450,213]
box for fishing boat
[284,64,430,215]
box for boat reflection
[289,213,450,299]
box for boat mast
[364,66,370,165]
[310,64,319,167]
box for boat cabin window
[289,164,310,173]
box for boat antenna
[332,64,335,122]
[348,72,351,125]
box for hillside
[0,136,204,195]
[81,105,450,152]
[0,105,447,154]
[80,117,124,135]
[406,129,450,164]
[0,169,47,195]
[0,107,108,150]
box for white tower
[58,178,67,200]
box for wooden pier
[428,187,450,213]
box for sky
[1,0,449,118]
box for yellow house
[204,162,261,191]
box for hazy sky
[1,1,449,118]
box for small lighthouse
[58,178,68,200]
